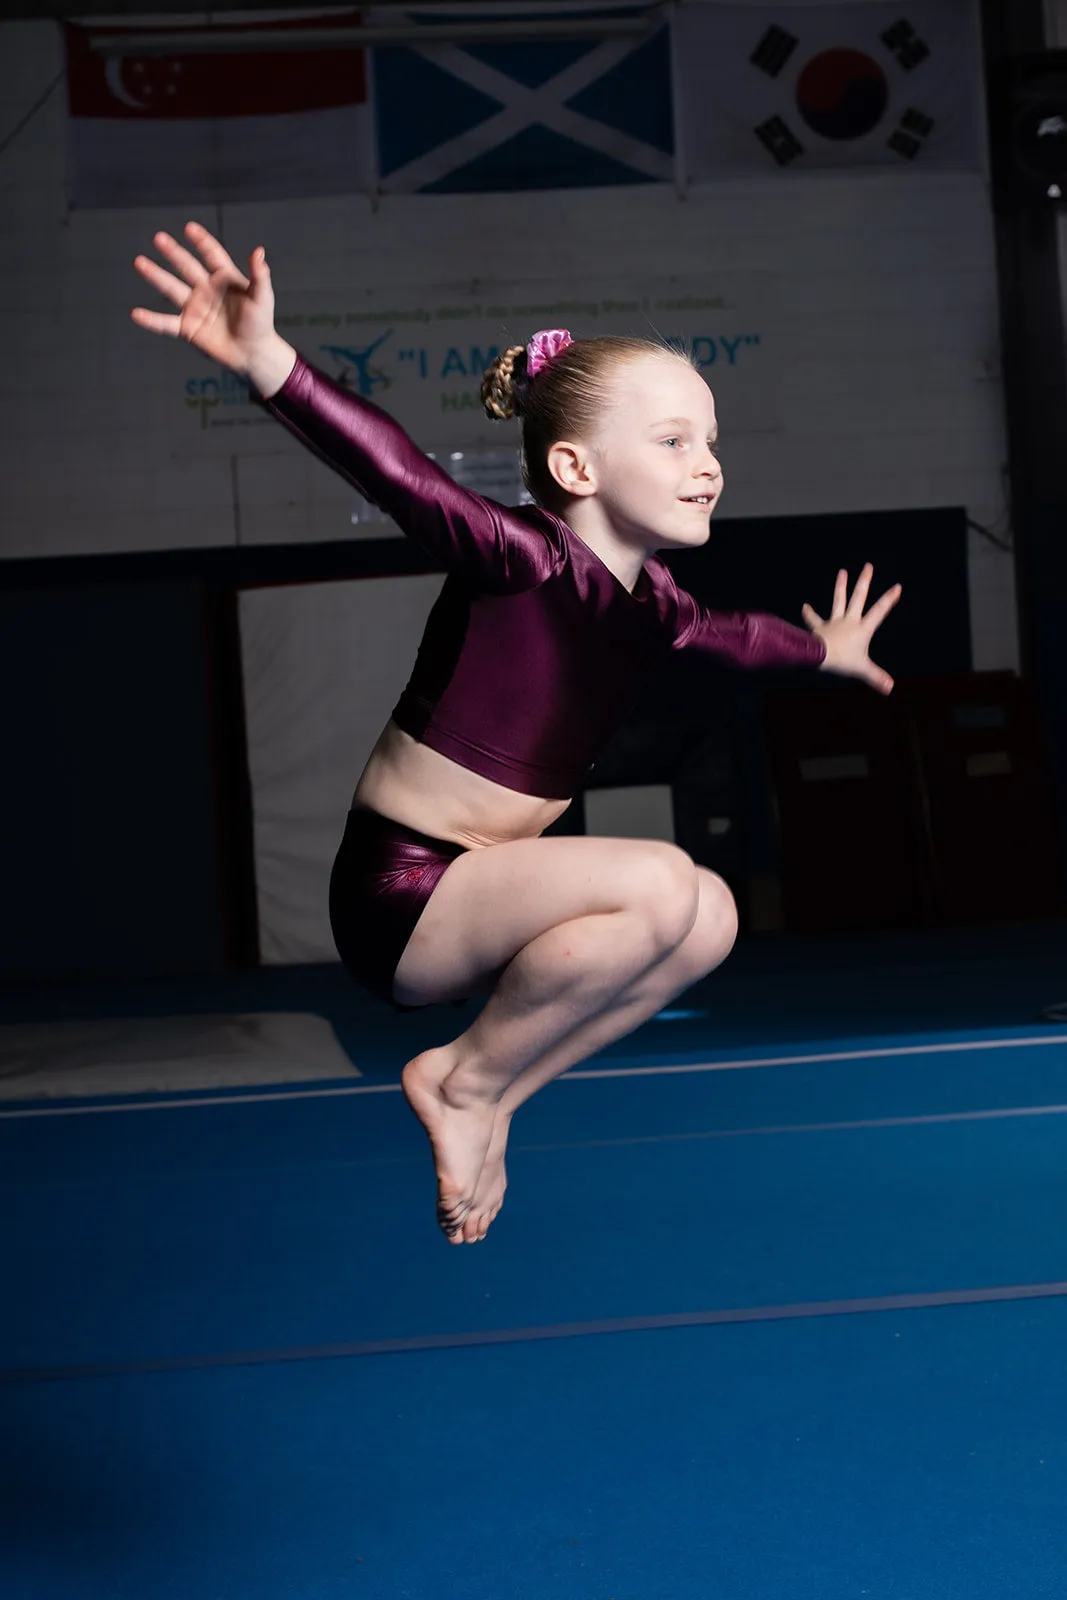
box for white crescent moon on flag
[104,58,152,111]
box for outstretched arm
[672,565,900,690]
[131,223,553,591]
[673,594,828,671]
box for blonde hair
[481,336,693,511]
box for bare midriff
[352,720,571,849]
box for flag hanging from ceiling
[64,12,372,208]
[673,1,983,179]
[371,7,674,193]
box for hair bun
[481,344,528,421]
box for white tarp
[240,573,444,964]
[584,784,676,843]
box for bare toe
[401,1050,497,1243]
[462,1110,511,1243]
[463,1211,486,1244]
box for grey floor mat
[0,1012,360,1100]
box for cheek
[631,469,672,512]
[599,448,674,513]
[606,457,651,504]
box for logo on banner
[749,15,937,165]
[320,333,396,398]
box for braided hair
[480,335,692,510]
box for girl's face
[582,353,724,550]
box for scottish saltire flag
[674,1,982,179]
[371,6,673,193]
[64,12,372,208]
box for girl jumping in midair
[133,223,901,1245]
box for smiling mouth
[680,495,713,505]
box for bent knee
[625,841,701,954]
[685,870,739,977]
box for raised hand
[131,221,294,395]
[801,564,902,696]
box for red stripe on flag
[65,12,367,121]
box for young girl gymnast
[132,222,901,1245]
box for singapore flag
[64,12,372,208]
[674,1,983,179]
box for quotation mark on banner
[881,18,931,72]
[750,25,799,78]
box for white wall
[0,12,1017,668]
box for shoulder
[506,503,570,577]
[518,504,569,556]
[641,556,692,633]
[643,554,677,592]
[461,499,568,594]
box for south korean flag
[674,1,983,179]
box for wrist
[244,334,297,399]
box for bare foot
[462,1109,512,1243]
[401,1047,498,1244]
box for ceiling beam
[5,0,571,16]
[84,14,651,52]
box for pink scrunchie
[526,328,573,378]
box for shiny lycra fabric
[263,356,826,800]
[328,807,465,1003]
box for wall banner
[174,274,779,466]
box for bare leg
[394,836,702,1242]
[464,868,737,1240]
[402,903,692,1239]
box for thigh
[393,832,699,1007]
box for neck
[560,498,649,593]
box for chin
[662,521,713,550]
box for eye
[662,436,682,448]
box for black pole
[981,0,1067,867]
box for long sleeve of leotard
[260,354,559,593]
[671,586,827,670]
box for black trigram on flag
[755,114,805,166]
[888,106,935,159]
[881,18,932,71]
[751,25,799,78]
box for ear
[546,440,598,499]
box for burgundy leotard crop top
[263,356,826,800]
